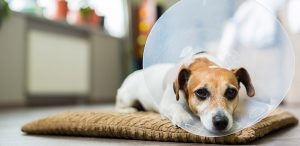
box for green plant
[80,7,92,19]
[0,0,10,27]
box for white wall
[0,14,26,106]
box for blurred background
[0,0,299,108]
[0,0,178,107]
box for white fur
[116,63,192,126]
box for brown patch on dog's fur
[173,67,191,101]
[189,58,217,69]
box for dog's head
[173,58,255,132]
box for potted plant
[78,6,99,27]
[0,0,10,28]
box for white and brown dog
[116,52,255,132]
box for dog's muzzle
[212,111,229,131]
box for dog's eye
[195,88,210,100]
[224,88,238,100]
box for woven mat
[21,109,298,144]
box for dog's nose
[212,113,228,131]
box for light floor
[0,104,299,146]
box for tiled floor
[0,104,299,146]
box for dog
[116,52,255,132]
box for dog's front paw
[171,111,193,127]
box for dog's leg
[168,104,193,127]
[115,90,139,113]
[160,103,193,127]
[159,86,193,127]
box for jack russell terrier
[116,52,255,132]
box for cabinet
[0,12,122,106]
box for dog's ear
[232,68,255,97]
[173,67,191,101]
